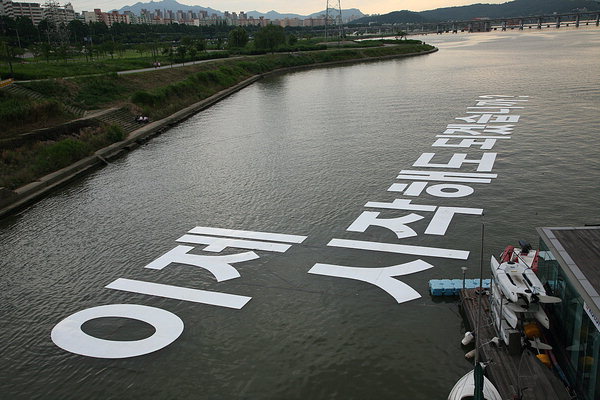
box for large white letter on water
[308,260,434,303]
[51,304,184,359]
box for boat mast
[475,223,484,365]
[474,223,485,400]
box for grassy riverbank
[22,43,434,118]
[0,42,435,192]
[0,91,75,139]
[0,125,125,189]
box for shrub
[131,90,156,106]
[34,138,91,174]
[106,125,125,142]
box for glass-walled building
[537,226,600,400]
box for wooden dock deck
[459,288,572,400]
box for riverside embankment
[0,44,437,218]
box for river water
[1,28,599,399]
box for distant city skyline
[63,0,508,15]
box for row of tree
[0,15,322,49]
[0,15,298,74]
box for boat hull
[448,369,503,400]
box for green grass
[1,42,434,191]
[0,91,75,138]
[130,43,434,118]
[0,124,125,189]
[0,51,230,80]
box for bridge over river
[348,11,600,35]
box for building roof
[538,226,600,315]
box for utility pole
[324,0,343,44]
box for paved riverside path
[116,54,246,76]
[19,44,402,82]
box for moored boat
[447,364,502,400]
[490,280,550,329]
[491,244,560,305]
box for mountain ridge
[351,0,600,24]
[115,0,364,19]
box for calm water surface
[1,28,599,399]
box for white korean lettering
[396,170,497,184]
[106,278,251,309]
[51,304,184,359]
[413,153,497,172]
[365,199,436,211]
[386,182,428,196]
[177,234,292,253]
[425,184,474,198]
[347,211,423,239]
[425,207,483,235]
[432,138,498,150]
[308,260,434,303]
[144,245,258,282]
[455,114,520,124]
[475,99,528,107]
[388,182,474,198]
[444,124,513,135]
[187,227,307,244]
[481,125,513,135]
[328,238,470,260]
[478,95,519,98]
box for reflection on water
[1,28,599,399]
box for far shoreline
[0,46,438,219]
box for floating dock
[429,279,491,296]
[458,288,572,400]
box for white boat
[490,280,550,329]
[489,289,518,347]
[490,281,519,328]
[490,246,560,305]
[500,242,539,270]
[448,365,502,400]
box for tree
[33,42,51,62]
[0,39,23,77]
[115,41,125,57]
[56,44,69,62]
[288,34,298,46]
[162,45,174,65]
[195,38,206,52]
[68,19,88,44]
[188,46,197,60]
[176,45,186,63]
[15,16,37,47]
[37,18,53,44]
[135,43,147,57]
[254,24,285,53]
[83,43,94,61]
[395,30,407,40]
[228,26,248,49]
[181,36,194,48]
[101,41,117,59]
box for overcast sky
[68,0,509,14]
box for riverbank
[0,45,437,218]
